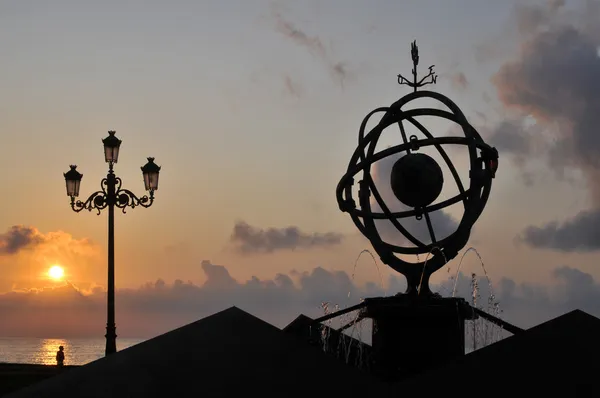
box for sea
[0,338,144,365]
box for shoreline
[0,363,79,396]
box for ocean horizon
[0,337,145,366]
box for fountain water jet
[448,247,504,351]
[349,249,385,298]
[316,248,384,366]
[451,247,493,298]
[319,302,333,353]
[471,273,479,351]
[317,301,370,369]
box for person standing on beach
[56,346,65,367]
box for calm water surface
[0,338,144,365]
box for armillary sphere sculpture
[303,43,521,382]
[336,41,499,296]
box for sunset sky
[1,0,600,339]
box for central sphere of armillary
[390,153,444,208]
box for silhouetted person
[56,346,65,367]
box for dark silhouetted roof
[283,314,372,371]
[6,307,389,398]
[8,308,600,397]
[394,309,599,397]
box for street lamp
[63,130,161,356]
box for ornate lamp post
[63,130,161,356]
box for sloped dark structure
[5,308,599,397]
[283,314,372,371]
[395,309,598,396]
[4,307,390,398]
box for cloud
[492,1,600,189]
[229,221,344,254]
[486,119,532,157]
[442,264,600,330]
[513,0,566,37]
[272,8,350,87]
[518,209,600,252]
[2,260,600,340]
[474,0,567,63]
[0,226,44,255]
[483,119,539,186]
[0,225,100,292]
[488,1,600,250]
[370,153,459,246]
[0,225,97,258]
[0,261,378,338]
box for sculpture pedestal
[363,295,476,381]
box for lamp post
[63,130,161,356]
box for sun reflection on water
[0,338,142,365]
[40,339,68,365]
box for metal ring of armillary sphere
[336,41,499,295]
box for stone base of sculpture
[363,294,476,381]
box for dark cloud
[513,0,566,37]
[445,264,600,330]
[492,2,600,181]
[486,119,531,157]
[483,119,538,186]
[0,225,98,265]
[519,209,600,252]
[229,221,344,254]
[489,1,600,250]
[494,25,600,178]
[272,8,350,87]
[2,260,600,343]
[474,0,567,63]
[370,153,459,246]
[0,261,380,338]
[0,225,44,255]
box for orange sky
[1,0,600,338]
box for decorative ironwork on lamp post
[63,130,161,356]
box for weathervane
[397,41,437,92]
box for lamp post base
[105,325,117,356]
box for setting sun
[48,265,65,281]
